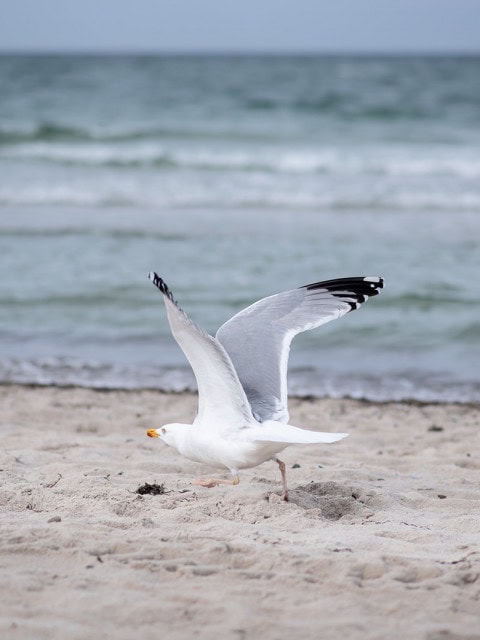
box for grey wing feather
[148,272,254,428]
[216,276,384,423]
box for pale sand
[0,385,479,640]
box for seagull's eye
[161,428,166,434]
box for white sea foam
[2,141,480,178]
[2,134,480,211]
[1,357,478,403]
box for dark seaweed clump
[136,482,166,495]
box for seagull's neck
[165,422,190,451]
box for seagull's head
[146,423,186,449]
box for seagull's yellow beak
[146,429,159,438]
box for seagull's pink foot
[193,475,240,489]
[194,478,220,488]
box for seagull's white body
[161,422,287,471]
[146,272,384,498]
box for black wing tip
[304,276,384,311]
[305,275,384,292]
[361,276,384,295]
[147,272,175,302]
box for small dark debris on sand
[136,482,166,495]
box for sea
[1,54,479,403]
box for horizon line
[1,48,480,57]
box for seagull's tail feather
[251,422,348,445]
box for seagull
[146,272,384,500]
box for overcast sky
[1,0,479,54]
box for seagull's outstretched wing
[148,272,254,428]
[216,276,384,423]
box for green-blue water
[1,54,479,401]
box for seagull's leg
[274,457,289,501]
[194,470,240,489]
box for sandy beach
[0,384,479,640]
